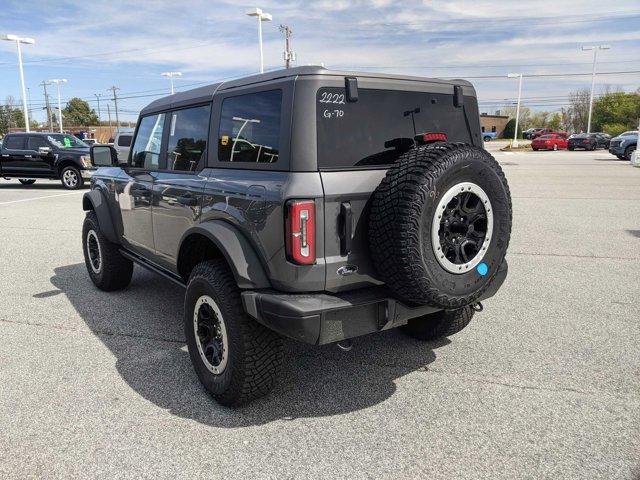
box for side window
[4,136,25,150]
[28,136,49,150]
[218,89,282,163]
[167,105,211,171]
[117,135,132,147]
[130,114,165,169]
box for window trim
[162,102,212,174]
[208,80,293,171]
[127,112,168,172]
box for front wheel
[185,259,283,407]
[19,179,36,185]
[61,166,83,190]
[82,211,133,291]
[402,307,475,341]
[625,145,636,161]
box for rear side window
[167,104,210,171]
[316,88,475,169]
[117,135,132,147]
[218,90,282,163]
[4,136,24,149]
[130,114,165,169]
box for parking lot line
[0,191,84,206]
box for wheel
[185,259,283,407]
[568,147,574,151]
[82,211,133,291]
[18,179,36,185]
[483,136,491,142]
[553,144,558,151]
[369,143,512,308]
[532,148,538,151]
[616,155,625,160]
[402,306,474,341]
[624,145,636,161]
[60,166,83,190]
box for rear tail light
[582,139,590,144]
[420,132,447,143]
[285,200,316,265]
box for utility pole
[279,24,295,68]
[94,93,102,125]
[107,86,120,133]
[39,80,53,131]
[107,103,113,139]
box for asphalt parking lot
[1,145,639,479]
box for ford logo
[337,265,358,276]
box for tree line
[503,88,640,138]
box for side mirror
[90,145,119,167]
[38,146,52,156]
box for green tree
[62,97,99,127]
[592,91,640,134]
[547,112,562,131]
[503,118,522,139]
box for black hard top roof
[140,66,472,116]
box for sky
[1,0,639,124]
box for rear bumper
[242,260,508,345]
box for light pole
[2,34,35,132]
[582,45,610,134]
[246,7,272,73]
[507,73,523,147]
[161,71,182,94]
[50,79,67,133]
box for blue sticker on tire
[477,262,488,276]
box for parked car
[568,133,599,151]
[482,131,497,141]
[0,132,95,189]
[82,66,512,406]
[593,132,611,149]
[532,133,568,151]
[608,131,638,160]
[531,129,567,140]
[113,129,134,161]
[523,128,544,140]
[83,138,99,146]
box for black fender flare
[82,190,119,244]
[179,221,271,290]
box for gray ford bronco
[82,66,512,406]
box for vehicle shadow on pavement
[0,183,88,190]
[48,263,448,427]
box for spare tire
[369,143,512,308]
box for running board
[119,249,186,288]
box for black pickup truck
[0,132,96,189]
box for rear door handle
[177,194,197,206]
[339,202,353,255]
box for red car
[531,129,568,140]
[531,133,568,151]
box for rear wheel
[185,259,283,407]
[18,179,36,185]
[369,143,512,308]
[402,306,474,341]
[61,166,83,190]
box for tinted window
[218,90,281,163]
[317,88,474,169]
[28,136,49,150]
[4,136,25,149]
[117,135,132,147]
[130,114,165,169]
[167,105,210,171]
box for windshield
[47,134,88,149]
